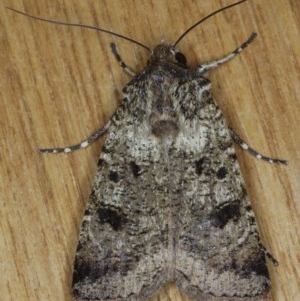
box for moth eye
[175,52,187,65]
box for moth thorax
[149,44,176,63]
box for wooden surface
[0,0,299,300]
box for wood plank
[0,1,298,300]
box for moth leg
[39,121,110,154]
[110,43,136,76]
[197,32,257,74]
[229,128,288,165]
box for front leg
[229,128,288,165]
[110,43,137,76]
[39,121,111,154]
[198,32,257,74]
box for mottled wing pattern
[172,85,270,300]
[72,52,270,301]
[72,71,173,300]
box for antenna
[6,7,151,52]
[173,0,249,46]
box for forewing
[72,71,270,301]
[172,83,270,300]
[72,82,173,301]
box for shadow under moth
[8,0,287,300]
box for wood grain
[0,1,299,300]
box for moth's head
[148,44,187,66]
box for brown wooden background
[0,1,299,300]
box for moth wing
[171,83,270,300]
[72,75,270,301]
[72,95,172,300]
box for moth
[9,1,287,300]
